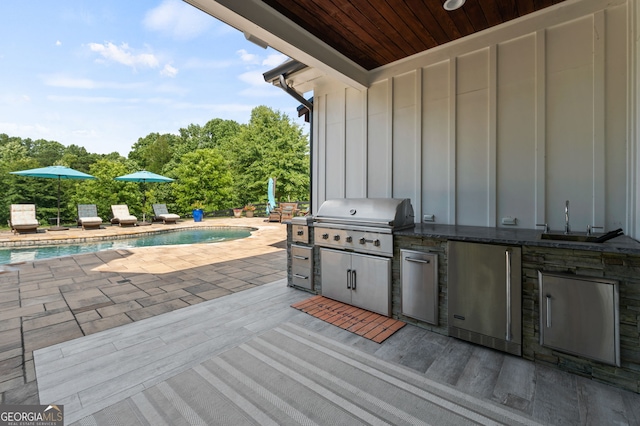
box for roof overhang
[183,0,369,89]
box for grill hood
[314,198,415,230]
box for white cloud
[55,40,62,46]
[88,42,160,69]
[0,94,31,105]
[238,70,267,87]
[237,49,258,64]
[42,74,147,90]
[161,64,178,78]
[182,57,233,70]
[43,75,97,89]
[239,85,284,98]
[47,95,131,104]
[0,122,51,137]
[262,53,288,67]
[144,0,213,40]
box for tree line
[0,105,310,225]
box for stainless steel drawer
[291,245,313,290]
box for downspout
[276,75,314,213]
[279,75,313,111]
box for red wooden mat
[291,295,405,343]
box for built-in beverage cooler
[448,241,522,356]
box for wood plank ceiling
[261,0,565,70]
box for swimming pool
[0,227,252,264]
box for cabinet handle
[406,257,430,264]
[546,295,552,328]
[352,270,356,290]
[293,274,308,280]
[347,269,351,289]
[293,255,309,260]
[505,249,512,342]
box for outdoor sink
[539,228,624,243]
[539,233,599,243]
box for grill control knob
[359,237,366,245]
[374,239,381,247]
[322,233,329,240]
[333,234,340,241]
[345,236,353,243]
[297,230,304,236]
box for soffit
[260,0,565,71]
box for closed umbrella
[114,171,174,224]
[10,165,97,230]
[267,177,276,215]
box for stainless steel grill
[311,198,415,317]
[313,198,414,257]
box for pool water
[0,228,252,264]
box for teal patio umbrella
[10,165,97,230]
[114,170,174,223]
[267,177,276,215]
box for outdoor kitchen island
[287,222,640,394]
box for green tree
[27,139,66,166]
[169,148,234,215]
[60,145,99,173]
[230,106,309,206]
[71,158,142,220]
[128,133,176,173]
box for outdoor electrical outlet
[423,214,435,222]
[501,217,518,225]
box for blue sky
[0,0,308,156]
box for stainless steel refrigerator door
[448,241,522,345]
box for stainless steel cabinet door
[350,252,391,316]
[539,272,619,366]
[320,248,352,304]
[401,250,438,324]
[448,241,522,345]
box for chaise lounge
[9,204,40,234]
[110,204,137,227]
[152,204,180,224]
[77,204,103,230]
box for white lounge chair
[152,204,180,224]
[110,204,137,227]
[77,204,103,230]
[9,204,40,234]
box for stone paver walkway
[0,217,287,405]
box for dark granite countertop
[395,224,640,255]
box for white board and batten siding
[312,1,635,237]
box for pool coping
[0,218,262,248]
[0,225,258,248]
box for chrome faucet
[564,200,570,234]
